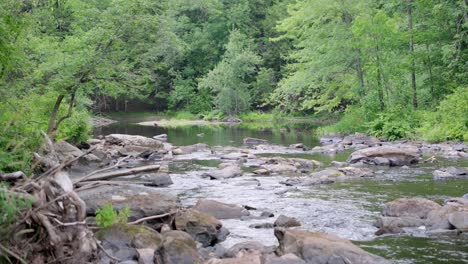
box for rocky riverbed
[55,129,468,264]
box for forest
[0,0,467,169]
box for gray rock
[433,167,468,180]
[448,212,468,231]
[78,185,179,220]
[375,216,426,235]
[222,116,242,123]
[274,228,390,264]
[348,146,420,166]
[383,198,441,219]
[175,209,225,247]
[153,134,168,142]
[97,225,162,263]
[193,199,250,220]
[274,215,301,228]
[204,164,243,180]
[105,134,164,149]
[154,230,202,264]
[137,248,155,264]
[140,173,173,187]
[173,143,210,155]
[261,211,275,217]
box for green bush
[0,183,33,236]
[95,203,131,228]
[418,87,468,142]
[366,107,417,141]
[0,92,91,172]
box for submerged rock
[274,228,390,264]
[348,145,420,166]
[193,199,250,220]
[244,137,269,145]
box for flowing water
[94,115,468,264]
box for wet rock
[222,116,242,123]
[261,211,275,217]
[426,205,460,230]
[433,167,468,180]
[175,209,225,247]
[330,161,346,167]
[319,134,343,145]
[173,143,210,155]
[249,223,274,229]
[217,227,230,242]
[153,134,168,142]
[264,253,306,264]
[154,230,202,264]
[348,146,420,166]
[274,228,390,264]
[204,164,243,180]
[383,198,441,219]
[289,143,305,149]
[375,216,426,235]
[221,152,248,160]
[193,199,250,220]
[78,185,179,220]
[274,215,301,228]
[298,167,374,186]
[260,157,322,174]
[448,212,468,231]
[244,137,269,145]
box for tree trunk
[407,0,418,109]
[47,94,65,137]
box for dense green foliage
[0,0,466,174]
[0,183,32,235]
[96,203,131,228]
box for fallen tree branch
[79,164,160,182]
[73,156,129,185]
[0,243,28,264]
[0,171,26,182]
[94,238,121,262]
[128,211,177,225]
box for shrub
[95,203,131,228]
[0,183,33,236]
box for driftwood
[77,164,160,182]
[0,171,26,182]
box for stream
[94,115,468,264]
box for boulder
[274,215,301,228]
[96,224,162,263]
[375,216,426,235]
[253,169,270,175]
[274,228,390,264]
[78,185,179,220]
[193,199,250,220]
[348,146,420,166]
[383,198,441,219]
[448,212,468,231]
[204,164,243,180]
[139,173,173,187]
[105,134,164,149]
[244,137,269,145]
[154,230,202,264]
[175,209,225,247]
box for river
[94,115,468,264]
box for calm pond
[94,114,468,264]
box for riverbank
[72,126,468,263]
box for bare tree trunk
[47,95,65,136]
[407,0,418,109]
